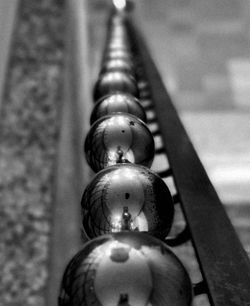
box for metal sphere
[108,13,127,28]
[106,41,131,53]
[81,163,174,239]
[108,29,129,41]
[107,35,129,44]
[59,232,193,306]
[93,71,139,101]
[105,32,131,52]
[102,53,134,72]
[103,50,133,64]
[106,37,130,50]
[84,113,155,172]
[100,58,135,77]
[90,93,146,125]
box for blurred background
[0,0,249,305]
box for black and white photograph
[0,0,250,305]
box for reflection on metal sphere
[90,93,146,125]
[103,50,133,64]
[84,113,155,172]
[93,71,139,101]
[108,29,129,42]
[112,0,127,11]
[59,232,193,306]
[100,59,135,77]
[106,39,130,52]
[81,163,174,239]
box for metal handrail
[128,18,250,306]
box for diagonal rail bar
[128,20,250,306]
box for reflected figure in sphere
[59,232,193,306]
[81,163,174,240]
[84,113,154,172]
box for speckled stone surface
[0,0,65,305]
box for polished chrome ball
[81,163,174,239]
[59,232,193,306]
[108,12,127,27]
[108,29,129,42]
[107,29,129,44]
[90,93,146,125]
[103,49,133,64]
[100,58,135,76]
[93,71,139,101]
[106,41,130,53]
[84,113,155,172]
